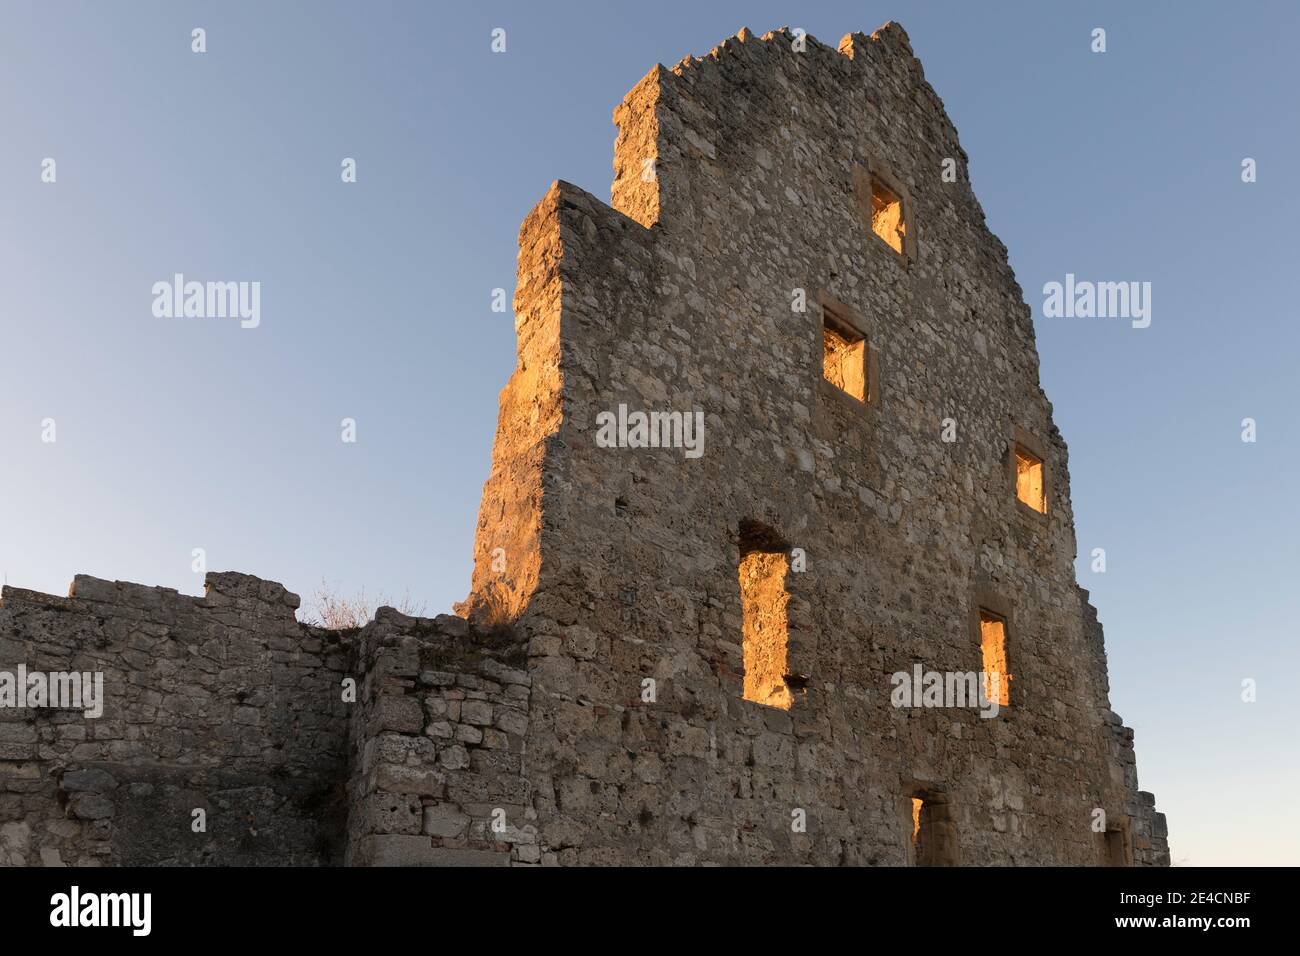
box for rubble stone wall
[462,24,1168,865]
[0,573,352,866]
[346,609,535,866]
[0,575,537,868]
[0,22,1167,868]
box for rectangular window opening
[909,792,957,866]
[871,175,906,254]
[1015,445,1046,514]
[979,609,1011,707]
[1103,824,1132,866]
[739,521,792,710]
[822,310,866,402]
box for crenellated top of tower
[668,22,919,75]
[605,21,1030,358]
[609,22,978,246]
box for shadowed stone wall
[346,609,534,866]
[0,573,352,866]
[0,575,535,867]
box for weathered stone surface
[460,700,493,727]
[373,765,442,797]
[61,769,118,793]
[372,696,424,734]
[453,22,1167,867]
[359,794,422,836]
[351,834,441,867]
[422,804,470,839]
[0,21,1165,869]
[0,571,353,866]
[68,794,115,820]
[424,847,510,867]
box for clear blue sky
[2,1,1296,866]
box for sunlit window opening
[739,525,793,710]
[979,609,1010,707]
[822,314,866,401]
[1015,445,1046,513]
[870,175,906,254]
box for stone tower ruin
[457,22,1169,866]
[0,23,1168,867]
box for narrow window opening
[1103,823,1132,866]
[1015,445,1046,514]
[738,521,792,710]
[870,175,906,254]
[979,609,1011,707]
[821,306,866,402]
[909,791,957,866]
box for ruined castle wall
[460,188,569,626]
[0,23,1167,869]
[0,569,544,868]
[345,609,535,866]
[1080,589,1170,865]
[0,573,352,866]
[466,25,1167,865]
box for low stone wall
[0,572,536,867]
[346,609,536,866]
[0,572,353,866]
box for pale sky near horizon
[2,0,1296,866]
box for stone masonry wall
[346,608,536,866]
[462,23,1169,865]
[0,573,352,866]
[0,574,538,867]
[0,21,1167,868]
